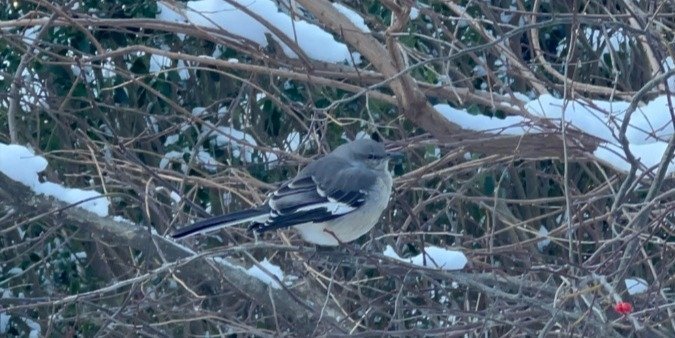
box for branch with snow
[0,143,347,334]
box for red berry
[614,302,632,315]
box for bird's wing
[250,156,377,233]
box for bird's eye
[368,154,380,159]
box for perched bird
[172,138,401,246]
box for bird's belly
[294,175,392,246]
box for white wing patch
[316,185,327,197]
[296,201,356,215]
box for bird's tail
[171,207,270,239]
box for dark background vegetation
[1,0,673,336]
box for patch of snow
[500,5,516,23]
[72,251,87,260]
[285,132,301,151]
[196,150,219,172]
[207,126,257,162]
[222,191,232,206]
[0,143,110,216]
[438,94,674,175]
[111,216,134,224]
[217,105,228,118]
[150,54,171,73]
[383,245,467,270]
[22,26,41,46]
[169,191,181,203]
[177,59,190,80]
[435,104,533,135]
[409,7,419,20]
[19,69,49,110]
[246,258,284,289]
[664,56,674,93]
[351,131,372,141]
[191,107,207,117]
[71,63,95,83]
[624,277,648,295]
[7,267,23,275]
[332,3,370,33]
[625,95,675,144]
[159,150,187,173]
[473,56,487,77]
[25,317,41,338]
[537,225,551,251]
[594,142,674,175]
[164,134,180,146]
[156,2,187,40]
[147,115,159,133]
[158,0,359,64]
[101,57,117,79]
[0,312,9,334]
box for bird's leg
[322,228,346,246]
[322,228,362,257]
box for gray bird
[171,138,401,246]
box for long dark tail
[172,207,270,239]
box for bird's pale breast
[294,170,393,246]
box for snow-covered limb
[383,245,468,270]
[0,164,344,333]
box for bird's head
[334,138,403,170]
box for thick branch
[295,0,600,158]
[0,171,348,335]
